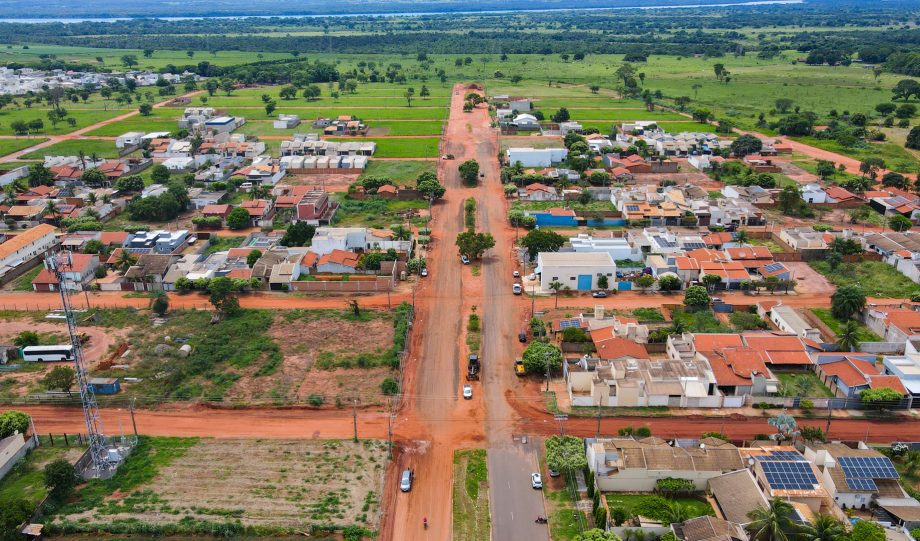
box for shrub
[381,377,399,395]
[307,394,324,407]
[610,506,630,526]
[800,399,814,411]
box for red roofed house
[590,327,650,360]
[699,260,751,288]
[815,353,907,399]
[706,347,778,396]
[726,246,774,269]
[824,186,860,205]
[865,308,920,344]
[202,204,232,225]
[295,190,336,225]
[316,249,360,274]
[32,252,100,291]
[524,183,559,201]
[239,199,274,227]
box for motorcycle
[535,517,548,524]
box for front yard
[604,494,713,524]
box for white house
[535,251,616,292]
[310,227,411,256]
[801,184,827,204]
[273,114,300,129]
[115,131,145,149]
[510,114,540,130]
[506,147,568,168]
[568,234,642,262]
[0,224,58,281]
[804,442,912,511]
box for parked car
[400,468,414,492]
[513,270,520,278]
[512,283,523,295]
[527,273,536,281]
[421,268,428,277]
[442,154,455,160]
[548,469,560,477]
[711,297,723,304]
[592,291,608,298]
[531,473,543,489]
[518,329,527,343]
[463,384,473,399]
[460,255,470,265]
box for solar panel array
[626,205,640,212]
[683,242,706,250]
[757,450,804,462]
[559,319,581,330]
[761,461,819,490]
[839,457,899,480]
[653,236,677,248]
[846,478,879,491]
[762,262,785,273]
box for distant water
[0,0,803,24]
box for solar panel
[757,450,805,462]
[839,457,899,480]
[761,461,819,490]
[653,236,677,248]
[763,262,785,273]
[683,242,706,250]
[846,478,878,491]
[560,319,581,330]
[626,205,640,212]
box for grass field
[0,137,47,157]
[0,440,86,506]
[811,308,882,343]
[0,107,132,136]
[604,494,713,522]
[48,436,387,535]
[359,160,436,184]
[809,260,920,299]
[452,449,490,541]
[83,118,178,137]
[775,371,835,398]
[334,197,429,228]
[21,138,119,159]
[794,137,919,173]
[327,137,440,158]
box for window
[551,276,558,281]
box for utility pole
[129,398,138,437]
[353,399,358,442]
[387,399,393,459]
[596,403,601,439]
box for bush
[610,506,630,526]
[800,399,814,411]
[307,394,324,407]
[467,313,480,332]
[0,410,30,438]
[381,377,399,395]
[635,426,652,437]
[44,458,78,500]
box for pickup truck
[514,358,525,376]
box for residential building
[535,251,616,292]
[707,469,769,526]
[505,147,568,168]
[522,182,559,201]
[801,184,827,204]
[273,114,300,129]
[769,304,822,341]
[31,252,99,292]
[780,228,831,252]
[0,224,58,281]
[239,199,274,227]
[863,233,920,284]
[869,195,920,220]
[673,516,749,541]
[316,249,360,274]
[865,307,920,344]
[882,353,920,398]
[204,115,245,133]
[585,436,744,492]
[232,158,285,186]
[568,234,642,262]
[804,442,912,511]
[295,190,337,225]
[510,114,540,130]
[115,131,145,149]
[279,136,376,158]
[815,353,906,398]
[741,446,828,513]
[310,227,411,256]
[824,186,860,205]
[124,230,189,255]
[124,254,178,291]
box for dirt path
[0,90,203,163]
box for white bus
[21,345,74,362]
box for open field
[0,106,132,136]
[21,138,119,159]
[0,137,48,158]
[452,449,490,541]
[359,160,437,184]
[808,260,920,299]
[83,118,178,137]
[48,436,387,536]
[334,197,429,228]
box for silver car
[400,468,413,492]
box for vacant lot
[0,137,46,158]
[359,159,436,184]
[452,449,491,541]
[21,138,120,159]
[810,308,881,342]
[809,260,920,299]
[334,197,429,228]
[326,137,440,158]
[49,437,387,536]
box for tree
[610,507,630,527]
[138,103,152,116]
[884,172,909,189]
[876,103,897,116]
[731,134,763,157]
[455,230,495,260]
[635,273,656,290]
[120,54,138,68]
[381,377,399,395]
[115,250,137,273]
[746,498,798,541]
[861,387,903,409]
[799,514,844,541]
[416,175,446,201]
[246,249,262,267]
[0,498,32,541]
[692,108,712,123]
[80,168,107,188]
[520,229,566,260]
[208,276,240,319]
[831,285,866,320]
[551,107,570,123]
[220,79,236,96]
[815,159,836,180]
[303,85,321,101]
[522,341,563,375]
[0,410,30,438]
[545,435,587,472]
[702,273,722,292]
[13,331,39,347]
[27,163,54,187]
[597,275,609,290]
[849,519,886,541]
[659,275,682,292]
[799,426,827,444]
[575,530,621,541]
[150,291,169,316]
[115,175,145,193]
[683,285,710,307]
[226,207,251,230]
[890,214,913,232]
[778,186,803,215]
[44,458,78,500]
[280,222,315,247]
[859,157,886,180]
[907,126,920,150]
[150,164,170,184]
[458,159,480,185]
[836,320,861,352]
[264,101,276,116]
[41,366,75,393]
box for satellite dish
[700,443,706,449]
[748,458,755,466]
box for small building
[273,114,300,129]
[0,224,58,281]
[801,184,827,204]
[86,377,121,395]
[32,253,100,292]
[505,147,568,168]
[510,114,540,130]
[316,249,360,274]
[535,251,616,292]
[707,469,769,526]
[115,131,145,149]
[769,304,821,341]
[816,353,907,399]
[295,190,336,225]
[742,446,827,513]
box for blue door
[577,275,593,291]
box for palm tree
[901,450,920,478]
[550,280,564,308]
[86,192,97,206]
[44,199,60,227]
[662,502,688,525]
[836,320,861,352]
[798,514,845,541]
[735,230,749,245]
[77,150,86,170]
[747,498,798,541]
[115,250,138,274]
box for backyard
[810,308,881,343]
[775,371,835,398]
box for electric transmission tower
[45,252,116,476]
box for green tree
[778,185,803,215]
[545,435,587,472]
[831,285,866,320]
[41,366,75,393]
[575,530,621,541]
[280,222,316,247]
[150,291,169,316]
[44,458,78,500]
[907,126,920,150]
[520,229,566,260]
[246,249,262,267]
[798,514,844,541]
[381,377,399,395]
[746,498,798,541]
[597,275,609,290]
[522,341,563,375]
[150,164,170,184]
[551,107,570,123]
[849,519,886,541]
[416,175,446,201]
[0,498,31,541]
[859,157,886,180]
[226,207,251,230]
[815,160,836,180]
[890,214,913,232]
[683,285,710,307]
[80,168,107,188]
[861,387,903,409]
[115,175,145,192]
[455,230,495,260]
[208,276,240,319]
[0,410,30,439]
[702,273,722,292]
[658,275,682,292]
[458,159,480,185]
[635,273,656,290]
[115,250,137,274]
[138,103,152,116]
[799,426,827,444]
[610,507,630,526]
[13,331,39,347]
[730,134,763,157]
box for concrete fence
[288,276,393,292]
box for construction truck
[514,358,525,376]
[467,354,480,381]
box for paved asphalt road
[489,439,550,541]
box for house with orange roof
[32,252,99,292]
[865,307,920,344]
[814,353,907,398]
[699,260,751,288]
[590,326,650,360]
[523,182,559,201]
[239,199,274,227]
[725,246,774,269]
[824,185,860,205]
[376,184,398,199]
[202,204,232,224]
[706,347,779,396]
[316,249,360,274]
[703,231,736,249]
[0,224,58,280]
[4,205,45,224]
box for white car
[527,273,536,281]
[421,268,428,277]
[463,384,473,399]
[513,270,520,278]
[531,472,543,489]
